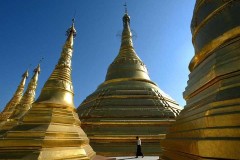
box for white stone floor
[112,156,159,160]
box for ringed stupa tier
[0,20,95,160]
[161,0,240,159]
[0,70,28,122]
[77,11,182,156]
[0,65,40,135]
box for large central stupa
[77,11,182,156]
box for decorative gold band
[189,26,240,71]
[185,70,240,100]
[102,77,157,86]
[192,0,235,44]
[83,120,175,125]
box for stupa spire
[105,10,150,81]
[121,12,133,48]
[9,64,40,120]
[64,18,77,48]
[35,19,76,107]
[0,70,28,121]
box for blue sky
[0,0,195,111]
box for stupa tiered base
[82,120,171,156]
[0,103,95,160]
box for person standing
[135,136,144,158]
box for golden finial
[121,8,133,49]
[123,2,130,26]
[66,18,77,38]
[63,19,77,49]
[22,70,29,79]
[34,63,41,74]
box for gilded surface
[190,0,240,71]
[35,22,76,107]
[161,1,240,159]
[77,13,182,156]
[0,66,39,134]
[192,0,236,42]
[9,65,40,120]
[0,70,28,121]
[0,20,95,160]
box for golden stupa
[77,11,182,156]
[0,20,95,160]
[0,70,28,122]
[0,65,40,135]
[161,0,240,159]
